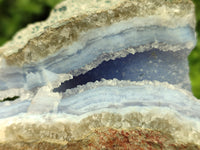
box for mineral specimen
[0,0,199,149]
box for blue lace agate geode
[0,0,199,148]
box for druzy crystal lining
[54,48,191,92]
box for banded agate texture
[0,0,199,149]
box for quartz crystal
[0,0,199,149]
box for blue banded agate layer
[0,22,196,91]
[0,81,200,145]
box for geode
[0,0,199,149]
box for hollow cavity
[54,48,190,92]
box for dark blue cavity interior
[54,48,189,92]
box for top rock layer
[0,0,195,66]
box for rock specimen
[0,0,199,149]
